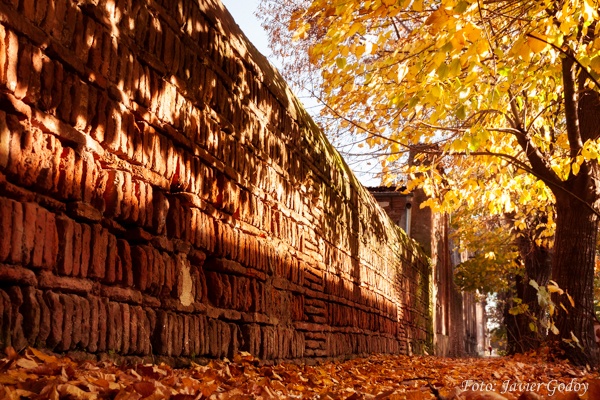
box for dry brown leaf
[57,383,98,399]
[517,392,543,400]
[132,381,156,398]
[464,391,509,400]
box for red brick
[38,55,54,111]
[33,0,48,25]
[121,303,130,354]
[90,91,108,143]
[129,305,139,354]
[163,253,174,296]
[71,295,82,348]
[107,301,121,352]
[173,314,183,357]
[121,171,133,221]
[36,290,50,347]
[143,307,155,355]
[166,196,181,239]
[9,200,23,264]
[73,14,95,62]
[56,215,74,275]
[58,73,74,123]
[18,203,36,266]
[58,145,76,201]
[152,190,168,235]
[70,79,89,131]
[117,239,132,286]
[15,38,31,99]
[81,153,96,203]
[0,197,13,262]
[127,176,139,224]
[60,2,78,47]
[21,286,40,344]
[49,61,64,113]
[0,26,6,90]
[0,110,9,169]
[78,296,89,349]
[105,105,122,153]
[149,247,160,294]
[88,295,99,352]
[131,246,148,291]
[152,248,163,294]
[135,179,146,227]
[153,310,168,354]
[44,291,62,349]
[42,210,58,269]
[26,46,43,105]
[0,290,11,348]
[4,30,18,93]
[71,153,84,202]
[80,223,92,278]
[98,297,109,352]
[7,287,26,350]
[89,224,107,279]
[104,233,117,283]
[131,122,143,165]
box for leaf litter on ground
[0,347,598,399]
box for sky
[220,0,272,62]
[219,1,381,186]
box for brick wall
[0,0,432,362]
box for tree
[277,0,600,365]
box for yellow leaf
[567,292,575,307]
[412,0,423,12]
[527,34,547,53]
[397,62,409,83]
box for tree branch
[561,56,584,158]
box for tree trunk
[550,197,599,366]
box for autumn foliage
[0,347,599,399]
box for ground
[0,347,598,399]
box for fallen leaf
[465,391,508,400]
[133,381,156,398]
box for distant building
[368,186,489,357]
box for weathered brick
[80,296,90,349]
[107,301,121,352]
[89,224,107,279]
[71,295,82,348]
[153,309,168,354]
[152,190,169,235]
[131,246,148,291]
[18,203,36,267]
[75,224,92,278]
[104,233,117,284]
[0,290,11,348]
[43,209,58,269]
[36,290,50,347]
[7,287,26,350]
[58,294,74,351]
[129,305,139,354]
[121,303,130,354]
[26,46,43,105]
[56,215,74,275]
[21,286,40,344]
[9,200,23,264]
[44,291,62,349]
[0,110,9,169]
[88,295,99,352]
[4,30,18,93]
